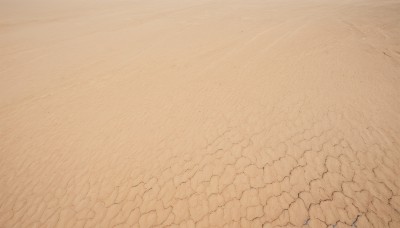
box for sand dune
[1,0,400,227]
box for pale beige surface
[1,0,400,227]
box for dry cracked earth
[1,0,400,227]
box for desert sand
[1,0,400,227]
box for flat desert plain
[1,0,400,227]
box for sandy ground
[1,0,400,227]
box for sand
[1,0,400,227]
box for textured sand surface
[1,0,400,227]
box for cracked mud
[1,0,400,227]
